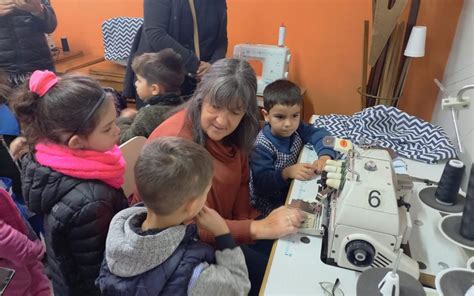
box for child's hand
[312,155,332,173]
[10,136,28,160]
[120,108,138,119]
[194,205,229,237]
[282,163,315,181]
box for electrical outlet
[441,96,470,111]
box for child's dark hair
[0,71,11,104]
[263,79,302,111]
[10,74,110,147]
[132,49,185,93]
[135,137,213,215]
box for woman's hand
[196,61,211,79]
[0,0,15,16]
[194,205,230,237]
[250,206,307,240]
[14,0,43,16]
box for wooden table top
[55,52,104,75]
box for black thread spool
[61,37,70,52]
[435,159,465,205]
[460,164,474,239]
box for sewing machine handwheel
[345,240,375,267]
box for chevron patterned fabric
[102,17,144,63]
[312,105,457,163]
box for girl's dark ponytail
[9,83,42,145]
[9,73,107,147]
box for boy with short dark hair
[97,137,250,295]
[117,49,187,144]
[250,79,336,216]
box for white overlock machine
[293,137,420,279]
[233,44,291,95]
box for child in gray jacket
[96,137,250,295]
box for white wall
[431,0,474,190]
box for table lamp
[395,26,427,98]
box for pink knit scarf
[35,142,125,189]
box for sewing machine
[292,140,420,279]
[262,132,470,294]
[324,144,419,278]
[233,44,291,95]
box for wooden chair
[119,136,147,197]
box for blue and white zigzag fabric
[102,17,143,62]
[312,105,457,163]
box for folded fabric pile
[312,105,457,163]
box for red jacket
[148,109,260,243]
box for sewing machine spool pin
[347,149,361,182]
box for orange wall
[52,0,142,55]
[227,0,371,120]
[52,0,463,121]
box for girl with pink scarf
[9,71,128,296]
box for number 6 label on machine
[367,189,382,208]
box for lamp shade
[404,26,427,57]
